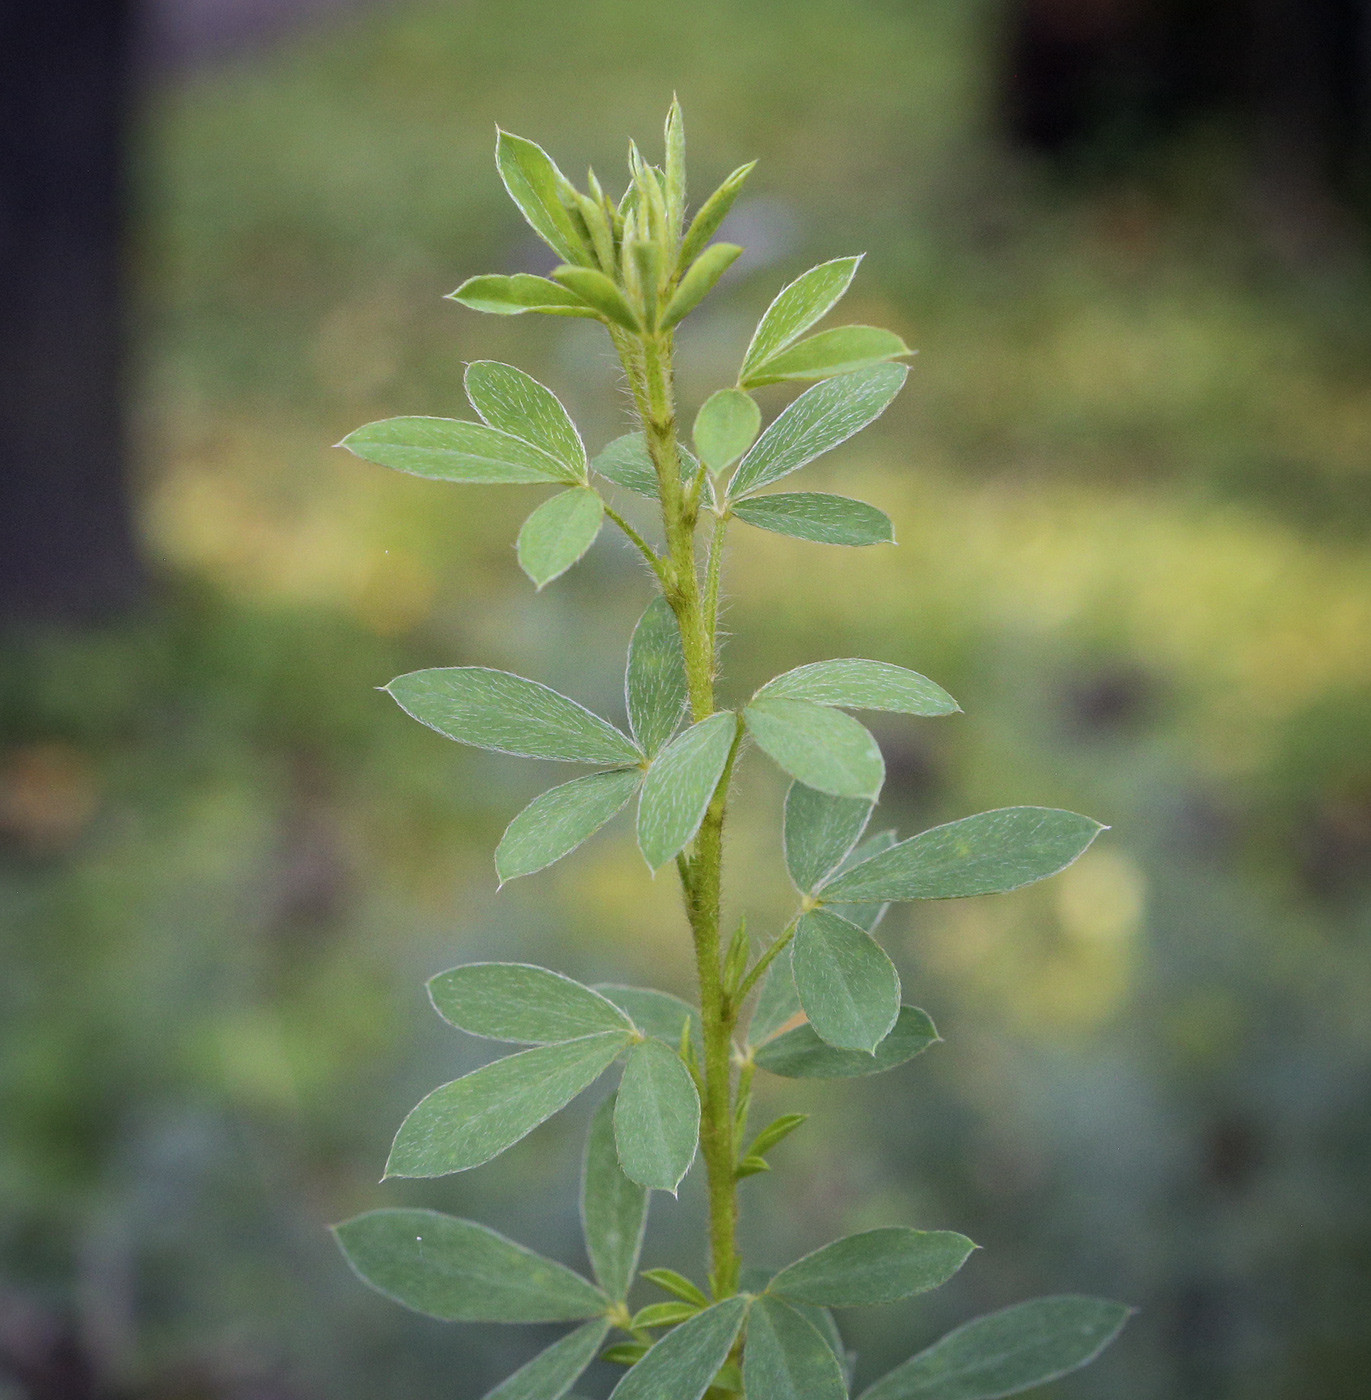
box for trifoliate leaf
[595,986,701,1050]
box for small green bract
[334,102,1127,1400]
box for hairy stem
[616,322,742,1298]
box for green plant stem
[615,321,743,1298]
[602,500,667,583]
[734,918,798,1007]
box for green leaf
[747,1113,808,1158]
[758,659,958,716]
[827,828,898,933]
[385,1033,629,1178]
[602,1344,651,1367]
[755,1005,938,1079]
[581,1094,648,1302]
[733,493,894,547]
[820,808,1106,904]
[679,161,756,269]
[552,266,641,330]
[496,769,642,883]
[857,1296,1131,1400]
[466,362,587,479]
[663,99,686,238]
[744,697,884,800]
[615,1038,701,1192]
[747,947,802,1046]
[496,130,592,266]
[693,390,762,473]
[770,1227,976,1308]
[341,417,576,485]
[659,243,743,329]
[595,986,701,1049]
[386,668,642,766]
[792,909,900,1053]
[592,432,701,499]
[641,1269,711,1309]
[744,326,912,388]
[739,257,862,384]
[637,712,737,869]
[517,488,605,589]
[428,963,635,1044]
[333,1209,607,1323]
[483,1320,612,1400]
[632,1301,702,1330]
[449,273,600,318]
[729,364,908,499]
[626,597,689,758]
[608,1297,747,1400]
[784,783,873,894]
[743,1295,846,1400]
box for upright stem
[616,325,741,1297]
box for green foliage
[729,364,909,497]
[768,1228,976,1307]
[783,783,872,894]
[744,1295,847,1400]
[496,768,642,882]
[517,488,605,588]
[743,697,885,799]
[386,667,641,765]
[636,711,736,868]
[581,1095,648,1302]
[334,1209,607,1322]
[820,807,1105,903]
[608,1297,747,1400]
[758,658,959,715]
[614,1038,701,1192]
[693,389,762,473]
[336,103,1125,1400]
[427,963,634,1043]
[385,1033,629,1177]
[732,492,895,546]
[754,1005,940,1079]
[626,597,689,758]
[341,416,577,484]
[482,1320,611,1400]
[792,909,901,1053]
[857,1297,1132,1400]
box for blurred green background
[3,1,1371,1398]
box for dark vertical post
[0,0,146,623]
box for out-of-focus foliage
[2,1,1370,1398]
